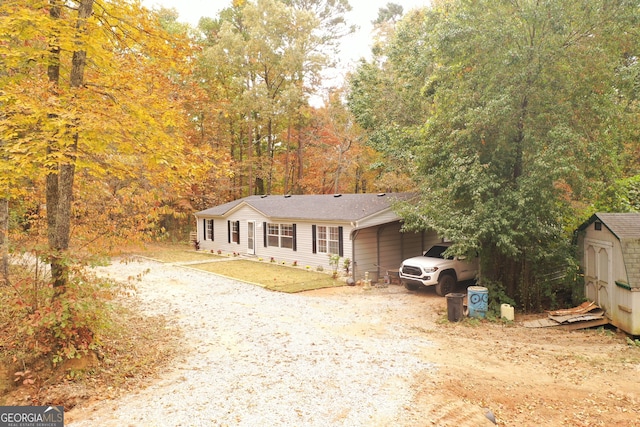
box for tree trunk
[0,89,8,285]
[333,138,352,194]
[354,165,362,193]
[47,0,94,291]
[333,148,342,194]
[47,0,62,288]
[0,198,8,286]
[283,124,292,193]
[296,121,304,191]
[247,120,253,195]
[266,118,274,194]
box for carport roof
[195,193,416,222]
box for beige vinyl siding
[422,232,443,253]
[401,230,424,260]
[256,221,353,271]
[298,222,353,270]
[377,223,404,280]
[197,205,267,254]
[352,227,378,281]
[614,283,634,333]
[197,213,354,271]
[259,222,303,265]
[401,229,441,261]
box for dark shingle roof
[195,193,415,222]
[593,213,640,240]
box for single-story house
[576,213,640,335]
[194,193,441,282]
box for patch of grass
[627,337,640,348]
[595,326,618,338]
[192,260,344,293]
[133,243,345,292]
[462,317,484,327]
[136,244,222,263]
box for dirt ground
[307,284,640,426]
[3,280,640,426]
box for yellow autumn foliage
[0,0,200,246]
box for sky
[142,0,431,73]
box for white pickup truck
[399,243,478,296]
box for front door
[247,221,255,255]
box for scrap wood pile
[523,301,608,330]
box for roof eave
[576,213,623,241]
[351,209,402,230]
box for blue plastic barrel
[467,286,488,318]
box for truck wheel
[403,282,419,291]
[435,274,456,296]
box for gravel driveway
[66,258,441,426]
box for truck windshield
[424,245,448,258]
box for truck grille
[401,265,422,277]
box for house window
[231,221,239,243]
[267,223,294,249]
[228,220,240,244]
[206,219,214,241]
[594,221,602,231]
[281,224,293,249]
[267,224,279,247]
[317,226,340,255]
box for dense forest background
[0,0,639,362]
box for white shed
[194,193,440,282]
[576,213,640,335]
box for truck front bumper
[399,274,437,287]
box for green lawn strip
[136,245,224,263]
[190,260,345,293]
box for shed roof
[195,193,415,222]
[590,213,640,240]
[580,213,640,288]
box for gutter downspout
[376,225,387,282]
[350,222,358,281]
[351,229,358,281]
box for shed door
[584,239,613,315]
